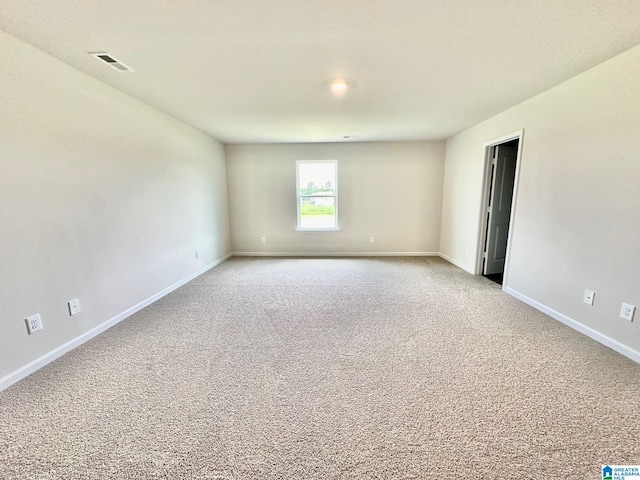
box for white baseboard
[438,252,474,273]
[504,287,640,365]
[0,253,232,392]
[232,252,440,257]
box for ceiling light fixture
[330,78,349,94]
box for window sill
[295,227,342,233]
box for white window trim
[295,160,340,232]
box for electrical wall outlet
[26,314,43,334]
[68,299,81,316]
[583,290,595,306]
[620,303,636,322]
[370,236,376,244]
[260,236,266,244]
[195,250,199,259]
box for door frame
[475,129,524,288]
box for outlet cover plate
[620,303,636,322]
[583,290,595,306]
[26,314,43,334]
[68,299,81,316]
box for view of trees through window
[297,161,337,229]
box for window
[296,160,339,231]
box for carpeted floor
[1,256,639,479]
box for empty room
[1,1,640,479]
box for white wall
[0,31,231,387]
[440,44,640,358]
[226,141,445,255]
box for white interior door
[484,144,517,275]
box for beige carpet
[1,256,639,479]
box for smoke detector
[90,52,133,72]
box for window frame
[295,160,340,232]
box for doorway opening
[477,132,523,287]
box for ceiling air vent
[90,52,133,72]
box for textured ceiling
[1,0,640,143]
